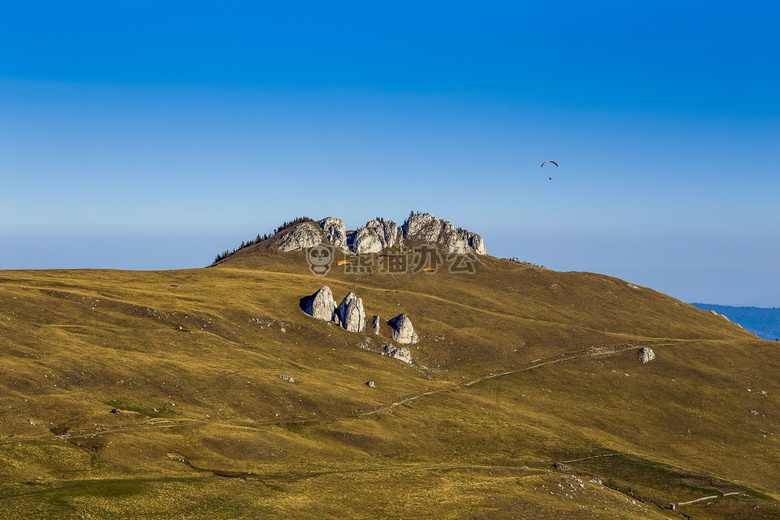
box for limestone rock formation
[277,213,485,255]
[277,222,322,252]
[366,219,401,249]
[337,292,366,333]
[317,217,349,253]
[638,347,656,364]
[350,226,384,254]
[301,289,419,367]
[441,226,472,254]
[469,233,486,255]
[383,344,413,364]
[303,286,368,332]
[402,213,485,255]
[304,286,338,323]
[388,313,419,344]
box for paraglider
[542,160,558,180]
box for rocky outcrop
[402,213,486,255]
[441,228,471,255]
[278,214,485,255]
[402,213,442,243]
[383,344,413,364]
[337,292,366,333]
[388,313,419,344]
[302,288,417,364]
[468,234,486,255]
[277,223,322,252]
[638,347,656,364]
[304,286,368,332]
[318,217,349,253]
[304,286,338,323]
[366,219,402,249]
[348,219,403,254]
[350,227,384,254]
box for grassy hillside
[1,245,777,519]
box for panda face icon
[307,244,334,276]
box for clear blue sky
[1,1,779,306]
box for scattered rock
[110,408,121,414]
[366,380,376,388]
[383,344,413,364]
[303,287,367,332]
[553,462,571,472]
[303,286,338,323]
[388,313,419,344]
[337,292,366,333]
[638,347,656,364]
[279,375,295,383]
[372,315,381,335]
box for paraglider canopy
[541,160,558,168]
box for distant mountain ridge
[691,303,780,340]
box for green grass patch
[570,453,741,507]
[43,478,149,506]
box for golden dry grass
[0,246,777,518]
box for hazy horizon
[2,1,778,307]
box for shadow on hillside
[299,294,313,314]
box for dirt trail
[26,340,671,441]
[360,340,673,416]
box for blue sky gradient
[1,1,779,305]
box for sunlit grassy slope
[1,242,778,519]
